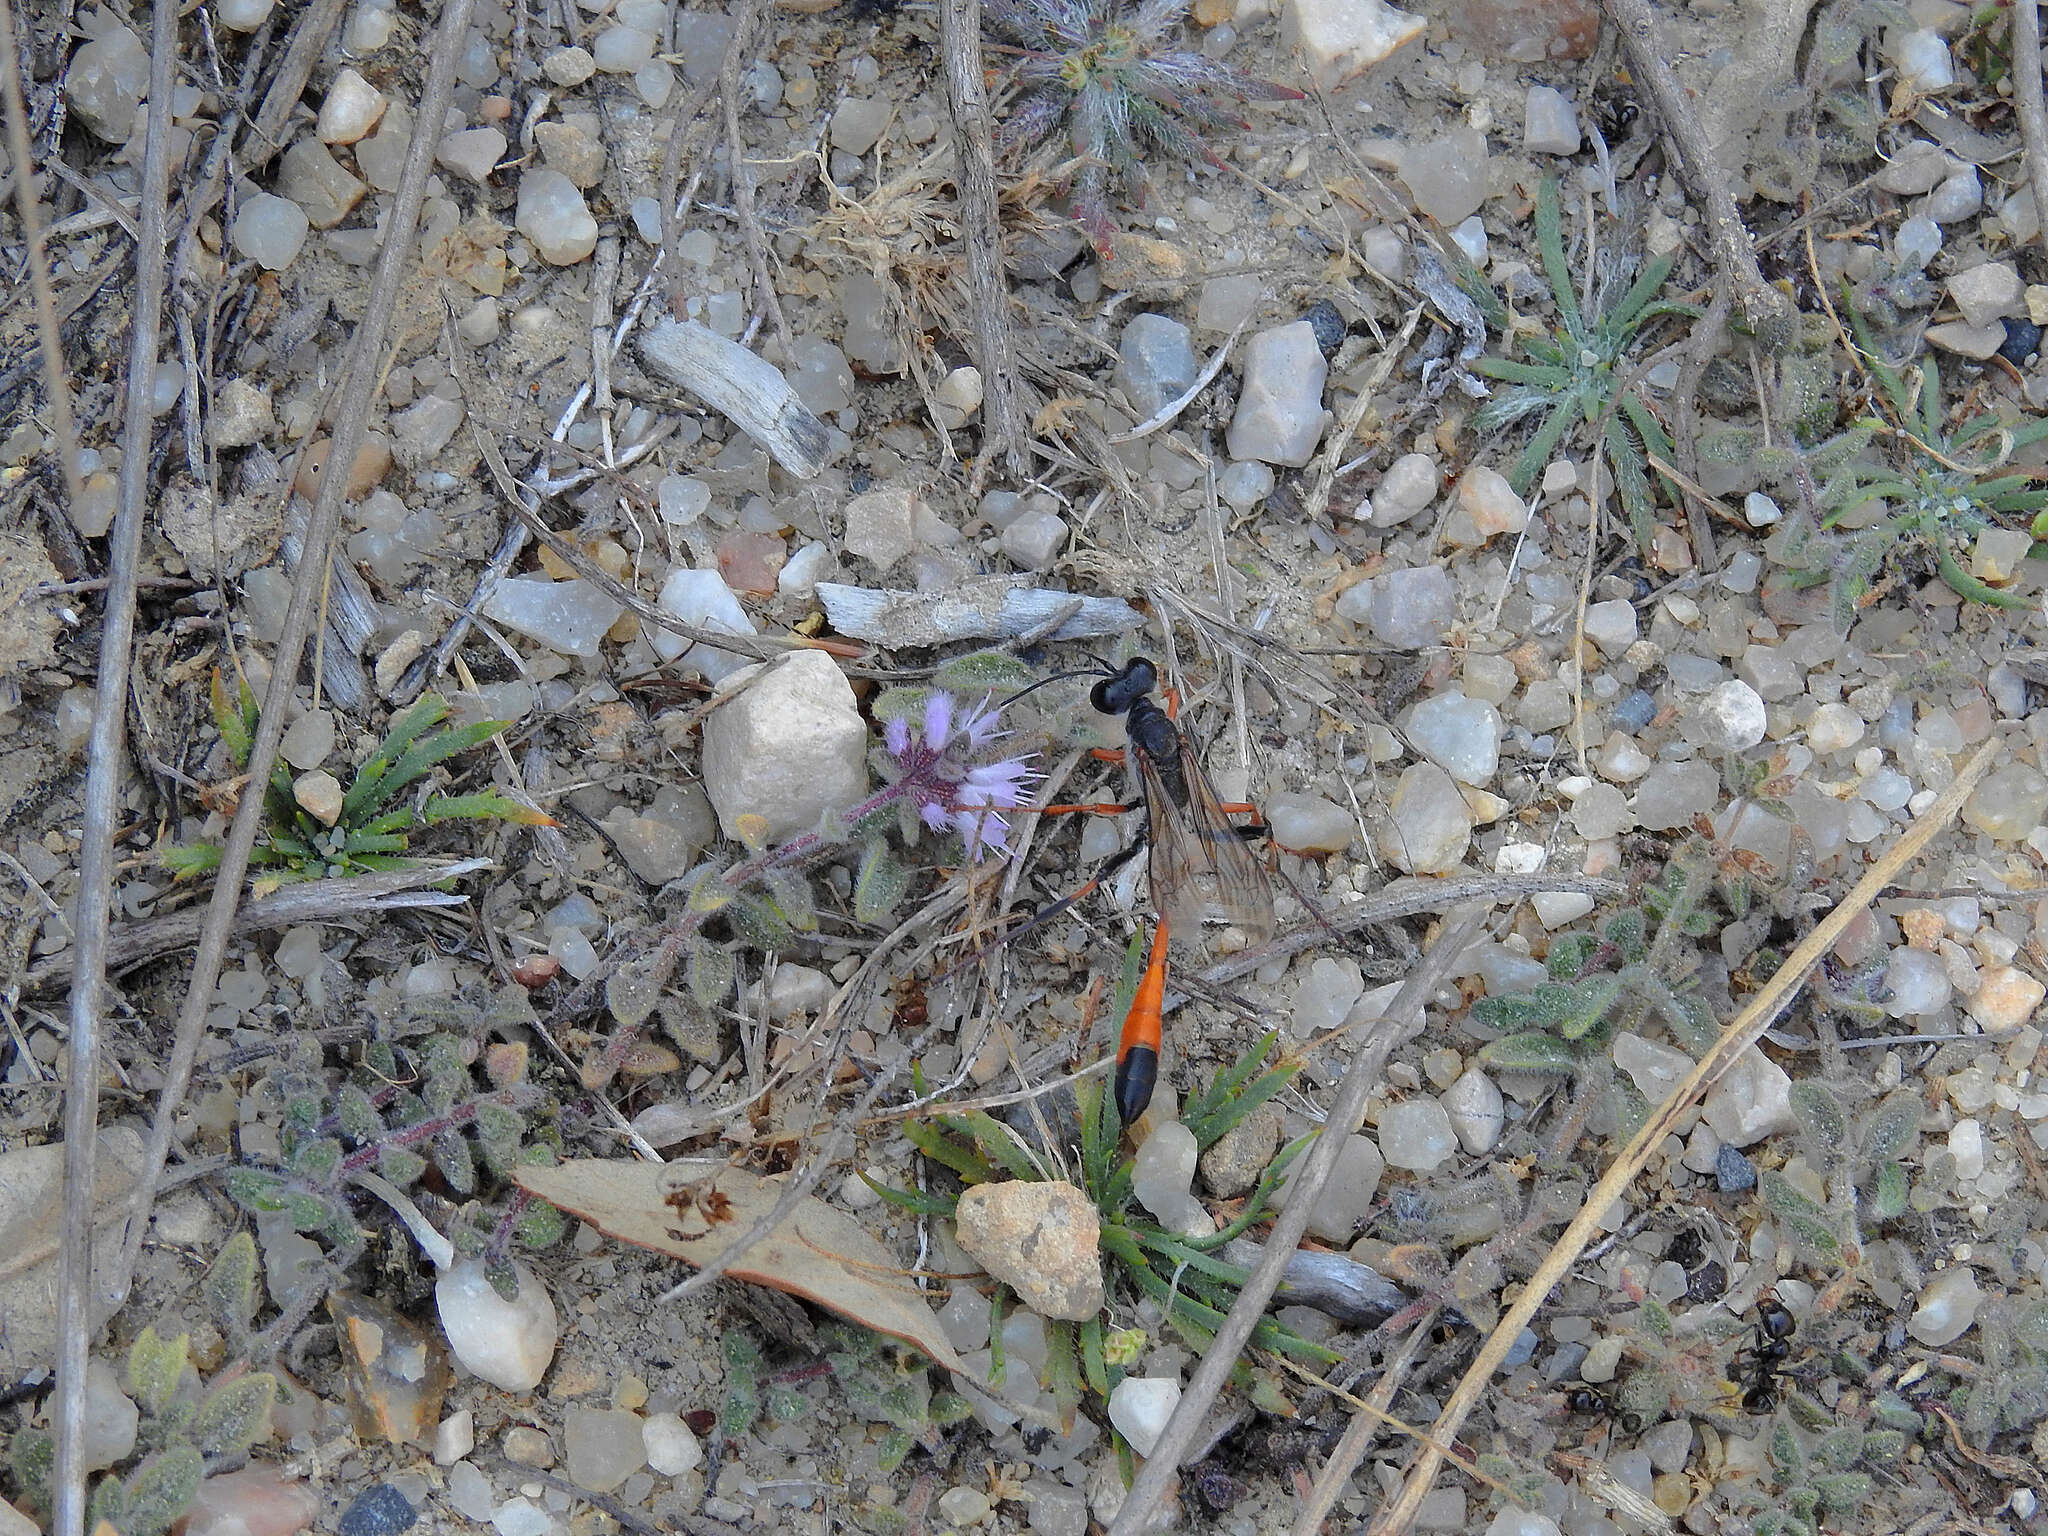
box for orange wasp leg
[1115,919,1171,1125]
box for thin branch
[1601,0,1792,346]
[42,0,171,1509]
[1365,738,1999,1536]
[720,0,788,354]
[1106,906,1489,1536]
[939,0,1028,484]
[107,0,483,1323]
[2013,0,2048,255]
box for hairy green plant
[1475,846,1724,1155]
[1745,1415,1912,1536]
[223,981,567,1306]
[10,1240,277,1536]
[1957,1296,2048,1444]
[873,936,1329,1438]
[162,679,546,884]
[1757,1080,1921,1267]
[982,0,1301,255]
[1745,292,2048,629]
[1468,177,1700,549]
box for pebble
[1972,526,2032,583]
[938,1488,994,1526]
[1967,965,2045,1030]
[318,69,387,144]
[1281,0,1425,91]
[1441,1067,1504,1154]
[1132,1121,1208,1234]
[934,366,983,429]
[1114,314,1198,416]
[1714,1143,1757,1193]
[1696,678,1767,751]
[1400,124,1490,225]
[844,485,921,568]
[1406,690,1501,786]
[1877,139,1948,195]
[1571,782,1631,839]
[293,770,344,826]
[67,23,150,140]
[435,1259,558,1392]
[446,1464,497,1523]
[1634,760,1719,831]
[1451,467,1529,543]
[1891,27,1955,91]
[1227,322,1330,467]
[1641,1418,1693,1474]
[182,1470,320,1536]
[1950,1118,1985,1182]
[1271,1132,1383,1240]
[338,1485,416,1536]
[1377,762,1473,874]
[1334,565,1458,649]
[648,567,758,681]
[1002,509,1069,570]
[1999,317,2042,364]
[543,45,597,86]
[1896,213,1944,270]
[1613,1032,1692,1100]
[1027,1480,1089,1536]
[1582,599,1637,655]
[831,96,891,155]
[954,1180,1105,1321]
[1292,956,1365,1036]
[515,168,598,265]
[1907,1266,1983,1345]
[1523,84,1579,154]
[700,651,866,845]
[1921,168,1982,224]
[276,140,366,228]
[1107,1376,1181,1458]
[1196,272,1261,334]
[1700,1046,1796,1147]
[216,0,274,28]
[1948,261,2022,328]
[1378,1098,1457,1171]
[536,121,605,189]
[280,709,336,770]
[1884,946,1952,1018]
[1199,1102,1281,1198]
[1369,453,1439,526]
[1265,790,1353,853]
[434,1412,475,1466]
[1220,459,1276,510]
[592,24,655,72]
[1807,701,1865,756]
[490,1498,550,1536]
[564,1407,644,1494]
[1963,763,2048,840]
[80,1359,137,1471]
[482,575,622,658]
[1926,319,2006,359]
[232,193,311,271]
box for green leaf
[728,892,793,948]
[1605,250,1678,335]
[128,1326,190,1417]
[118,1443,204,1536]
[211,669,259,768]
[1554,974,1623,1041]
[1760,1170,1843,1261]
[688,941,736,1008]
[947,1110,1045,1183]
[1532,177,1582,338]
[515,1199,568,1249]
[160,841,225,879]
[378,1144,430,1186]
[905,1118,996,1184]
[1869,1160,1908,1221]
[338,695,452,825]
[201,1232,263,1340]
[421,788,553,825]
[1790,1080,1848,1154]
[8,1425,54,1511]
[932,651,1038,696]
[760,869,819,935]
[861,1173,959,1219]
[853,840,911,927]
[191,1372,277,1457]
[1478,1030,1582,1075]
[1180,1032,1298,1150]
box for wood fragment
[814,579,1143,647]
[639,318,830,478]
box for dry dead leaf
[514,1158,1042,1418]
[0,1127,147,1381]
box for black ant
[1736,1289,1798,1413]
[1565,1387,1609,1416]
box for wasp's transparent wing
[1134,727,1273,944]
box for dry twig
[1364,738,1999,1536]
[2012,0,2048,256]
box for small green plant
[10,1237,277,1536]
[223,982,568,1304]
[982,0,1301,254]
[1757,1081,1920,1269]
[1744,1416,1911,1536]
[162,678,547,884]
[714,1322,975,1473]
[1475,846,1724,1155]
[873,938,1330,1437]
[1467,177,1700,549]
[1754,293,2048,629]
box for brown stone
[954,1180,1105,1322]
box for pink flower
[881,690,1037,861]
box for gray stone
[1633,760,1718,830]
[700,650,867,845]
[276,139,367,228]
[1696,678,1767,750]
[1406,690,1501,786]
[516,168,598,265]
[1226,322,1329,466]
[1377,1098,1457,1171]
[1113,314,1198,416]
[954,1180,1104,1321]
[1947,261,2021,327]
[1523,85,1579,154]
[1264,790,1353,853]
[1333,564,1457,648]
[67,24,149,140]
[1271,1131,1383,1241]
[1001,510,1068,570]
[1582,599,1636,655]
[1376,762,1472,874]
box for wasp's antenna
[997,661,1114,712]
